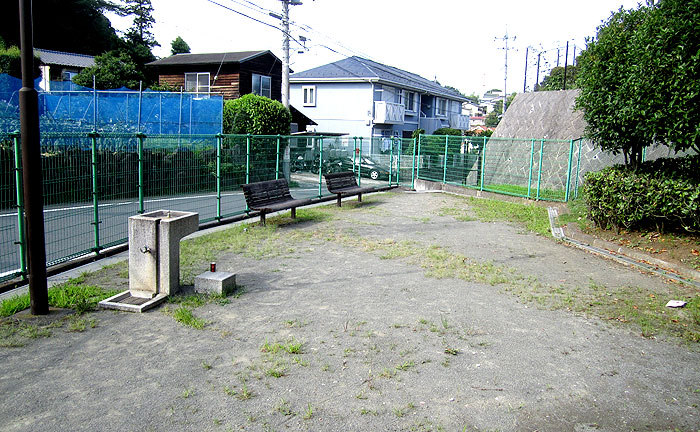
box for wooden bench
[324,171,378,207]
[242,179,312,225]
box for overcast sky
[107,0,643,96]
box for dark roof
[291,56,468,101]
[34,48,95,68]
[147,50,278,67]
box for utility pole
[495,31,515,114]
[562,41,569,90]
[523,46,529,93]
[19,0,49,315]
[279,0,302,108]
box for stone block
[194,271,236,296]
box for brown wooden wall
[153,52,283,101]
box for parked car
[339,156,391,180]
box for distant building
[35,48,95,91]
[147,50,315,132]
[290,56,469,140]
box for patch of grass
[485,183,564,201]
[172,306,206,330]
[360,408,378,416]
[444,347,459,355]
[66,316,97,332]
[201,360,212,370]
[465,196,550,236]
[261,337,304,355]
[0,321,52,347]
[181,388,194,398]
[393,402,415,418]
[302,403,313,420]
[395,360,415,371]
[1,279,119,318]
[410,419,447,432]
[275,399,295,416]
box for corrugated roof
[147,50,276,67]
[34,48,95,68]
[291,56,468,101]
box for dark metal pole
[563,41,569,90]
[535,52,541,91]
[19,0,48,315]
[523,46,529,93]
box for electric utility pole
[19,0,49,315]
[280,0,302,108]
[495,31,516,114]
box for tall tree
[535,65,580,91]
[171,36,191,55]
[0,0,122,55]
[576,0,700,168]
[114,0,159,49]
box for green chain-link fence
[2,131,681,283]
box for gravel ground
[1,190,698,432]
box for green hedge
[582,154,699,233]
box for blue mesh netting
[0,73,223,135]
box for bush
[432,127,462,136]
[223,94,291,135]
[582,154,699,233]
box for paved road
[0,173,389,278]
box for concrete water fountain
[99,210,199,312]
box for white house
[290,56,469,140]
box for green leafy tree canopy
[535,64,580,91]
[72,51,142,89]
[171,36,191,55]
[576,0,700,168]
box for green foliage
[432,128,462,136]
[73,51,143,89]
[114,0,159,49]
[0,279,118,317]
[535,65,580,91]
[484,111,500,127]
[170,36,191,55]
[223,94,291,135]
[582,155,699,233]
[576,1,700,168]
[0,45,41,79]
[0,0,122,56]
[411,129,425,140]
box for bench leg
[260,212,266,226]
[291,207,296,219]
[336,194,342,207]
[357,193,362,202]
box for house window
[436,98,448,116]
[302,85,316,106]
[395,88,403,105]
[404,91,415,112]
[185,72,210,95]
[252,74,271,98]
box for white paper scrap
[665,300,687,308]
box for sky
[106,0,643,97]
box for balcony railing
[449,114,470,130]
[374,101,405,124]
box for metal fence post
[89,131,101,253]
[216,133,223,221]
[573,139,583,199]
[416,135,422,181]
[357,137,362,186]
[318,137,324,198]
[527,139,535,198]
[389,138,395,186]
[411,137,417,190]
[245,134,251,212]
[536,139,544,200]
[564,139,575,202]
[136,132,145,214]
[479,137,486,191]
[275,134,281,180]
[442,135,449,184]
[397,138,402,186]
[11,131,27,277]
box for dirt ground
[1,190,699,432]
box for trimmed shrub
[223,94,291,136]
[432,127,462,136]
[582,154,699,233]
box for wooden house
[147,50,282,101]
